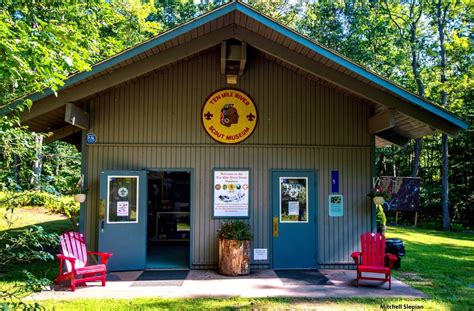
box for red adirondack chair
[55,231,112,291]
[351,232,398,290]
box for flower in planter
[368,184,391,234]
[217,220,252,241]
[367,188,392,201]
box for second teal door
[272,170,317,269]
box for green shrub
[0,191,79,216]
[0,225,60,267]
[418,221,443,231]
[217,220,252,241]
[29,192,48,206]
[0,289,45,311]
[0,191,30,207]
[451,223,464,232]
[22,270,52,293]
[375,205,387,227]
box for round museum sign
[201,89,257,144]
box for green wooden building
[5,2,467,271]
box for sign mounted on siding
[202,89,257,144]
[329,194,344,217]
[86,133,97,144]
[254,248,268,261]
[213,169,250,218]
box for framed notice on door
[279,177,308,223]
[212,169,250,218]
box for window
[279,177,308,223]
[107,176,139,223]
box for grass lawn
[1,207,473,310]
[387,226,474,309]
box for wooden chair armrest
[386,253,398,268]
[87,251,113,264]
[87,251,112,257]
[57,254,77,262]
[57,254,76,274]
[351,252,361,265]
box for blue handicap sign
[331,170,339,193]
[86,133,97,144]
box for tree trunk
[437,0,450,231]
[383,1,425,177]
[441,134,449,230]
[13,154,20,185]
[218,239,250,276]
[411,138,423,177]
[30,134,43,189]
[408,3,425,178]
[392,145,397,177]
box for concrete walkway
[30,269,427,300]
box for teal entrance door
[272,170,317,269]
[98,170,147,271]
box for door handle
[100,220,105,232]
[99,199,105,219]
[273,216,278,237]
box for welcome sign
[202,89,258,144]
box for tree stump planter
[218,238,250,276]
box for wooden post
[395,211,399,225]
[414,212,418,227]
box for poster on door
[117,201,129,217]
[213,170,249,218]
[280,177,308,222]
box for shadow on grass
[2,218,76,236]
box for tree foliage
[0,0,162,194]
[0,0,162,104]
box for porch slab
[29,269,427,300]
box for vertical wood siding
[85,47,372,267]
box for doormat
[131,270,189,287]
[275,270,333,286]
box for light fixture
[226,74,238,84]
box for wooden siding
[84,47,372,267]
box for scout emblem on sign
[202,89,257,144]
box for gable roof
[2,1,467,145]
